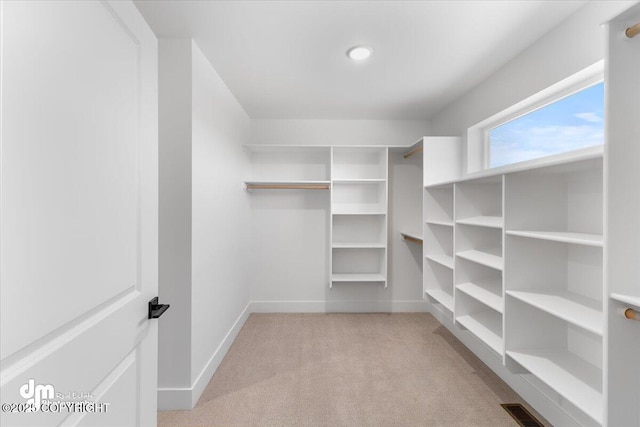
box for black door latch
[148,297,170,319]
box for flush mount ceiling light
[346,46,373,61]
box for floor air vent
[501,403,544,427]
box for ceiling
[134,0,587,120]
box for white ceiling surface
[134,0,587,120]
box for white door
[1,1,159,426]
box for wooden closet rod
[246,184,330,190]
[401,233,423,245]
[618,307,640,321]
[403,146,423,159]
[626,23,640,38]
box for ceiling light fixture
[347,46,373,61]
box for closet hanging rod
[403,146,423,159]
[245,184,330,190]
[618,307,640,321]
[626,23,640,38]
[401,233,423,245]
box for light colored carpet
[158,313,547,426]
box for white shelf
[456,311,503,354]
[425,254,454,269]
[427,145,603,187]
[457,216,503,229]
[507,349,603,424]
[456,250,503,271]
[332,211,387,216]
[331,273,386,282]
[457,281,503,313]
[506,230,603,247]
[425,219,454,227]
[506,290,603,336]
[332,179,386,183]
[610,293,640,308]
[332,243,385,249]
[244,180,331,190]
[425,289,454,312]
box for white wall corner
[158,302,252,411]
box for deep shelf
[457,281,503,313]
[331,273,386,283]
[456,311,503,355]
[456,250,503,271]
[507,349,603,424]
[506,290,603,336]
[426,254,454,270]
[425,219,454,227]
[506,230,603,247]
[425,289,454,312]
[456,216,503,229]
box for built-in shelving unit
[424,183,455,312]
[330,147,388,287]
[423,143,606,424]
[454,175,504,355]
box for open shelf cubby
[331,248,387,284]
[332,181,387,215]
[424,184,454,225]
[332,147,387,180]
[332,215,386,248]
[455,175,503,229]
[245,145,331,183]
[506,297,603,424]
[504,157,603,240]
[456,291,504,355]
[505,234,603,336]
[455,224,503,271]
[456,257,503,313]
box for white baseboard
[427,304,590,427]
[250,300,429,313]
[157,302,252,411]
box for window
[488,82,604,168]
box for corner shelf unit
[330,147,389,287]
[424,146,605,425]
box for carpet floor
[158,313,548,426]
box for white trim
[466,60,604,174]
[157,302,252,410]
[249,300,429,313]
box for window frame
[466,61,604,173]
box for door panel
[1,1,158,426]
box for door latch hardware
[148,297,170,319]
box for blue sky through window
[489,82,604,168]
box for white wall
[251,119,430,146]
[158,38,193,390]
[190,42,251,386]
[157,39,251,410]
[430,1,635,137]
